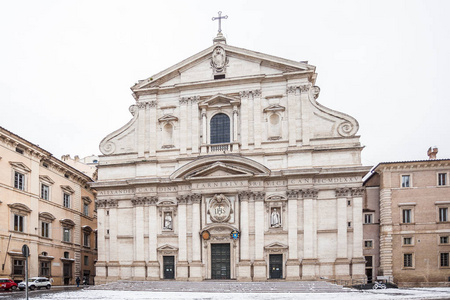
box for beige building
[364,148,450,286]
[93,32,370,283]
[0,126,97,285]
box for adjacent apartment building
[0,126,97,285]
[364,147,450,286]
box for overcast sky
[1,0,449,167]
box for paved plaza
[1,281,450,299]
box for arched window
[210,113,230,144]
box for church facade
[93,33,370,282]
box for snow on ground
[4,288,450,300]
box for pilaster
[239,92,249,150]
[190,194,203,280]
[286,86,300,147]
[149,100,158,155]
[286,190,300,280]
[253,191,266,281]
[176,195,189,280]
[299,84,311,145]
[335,188,350,279]
[238,191,251,280]
[179,98,188,154]
[147,197,159,280]
[302,189,318,279]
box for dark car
[0,278,18,290]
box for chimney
[427,146,438,159]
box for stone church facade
[93,34,370,282]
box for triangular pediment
[9,161,31,172]
[185,162,254,180]
[199,94,240,109]
[158,114,178,122]
[131,44,315,95]
[264,242,288,250]
[263,104,285,113]
[39,175,55,185]
[61,185,75,194]
[157,244,178,252]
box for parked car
[18,277,51,290]
[0,278,18,290]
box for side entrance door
[211,243,230,279]
[269,254,283,279]
[163,256,175,279]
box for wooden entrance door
[269,254,283,279]
[163,256,175,279]
[211,243,230,279]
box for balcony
[201,143,240,154]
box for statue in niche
[164,212,172,230]
[270,208,281,228]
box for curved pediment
[170,155,270,180]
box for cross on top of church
[212,11,228,34]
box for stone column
[191,97,200,154]
[253,192,266,281]
[335,188,350,279]
[147,197,159,280]
[286,86,299,147]
[149,100,158,155]
[179,98,188,154]
[253,90,262,149]
[351,188,366,279]
[189,194,202,281]
[176,195,189,280]
[232,105,239,152]
[131,197,146,280]
[238,191,251,280]
[302,189,318,279]
[286,190,300,280]
[107,200,120,281]
[239,92,249,150]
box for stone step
[90,280,350,293]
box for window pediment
[264,242,288,252]
[263,104,285,113]
[82,196,92,204]
[39,175,55,185]
[82,225,93,233]
[61,185,75,194]
[39,212,56,222]
[158,115,178,122]
[157,244,178,252]
[199,93,240,109]
[8,203,32,214]
[9,161,31,173]
[60,218,75,227]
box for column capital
[176,195,190,204]
[335,188,351,198]
[191,193,202,204]
[286,189,300,199]
[301,189,318,199]
[253,191,265,201]
[238,191,252,201]
[351,187,365,197]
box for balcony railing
[203,143,239,154]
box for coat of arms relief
[208,194,233,223]
[210,46,228,74]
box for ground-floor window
[13,259,24,275]
[440,253,449,267]
[403,253,413,268]
[40,261,50,277]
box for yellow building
[0,126,97,285]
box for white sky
[1,0,449,167]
